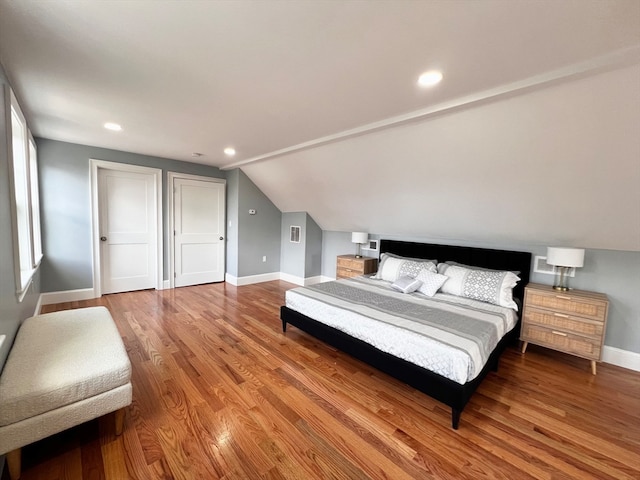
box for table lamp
[546,247,585,291]
[351,232,368,258]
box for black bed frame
[280,239,532,429]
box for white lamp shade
[351,232,368,244]
[546,247,585,268]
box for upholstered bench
[0,306,132,480]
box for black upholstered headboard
[379,239,532,307]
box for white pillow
[391,276,423,294]
[415,269,448,297]
[437,261,520,276]
[375,253,437,282]
[439,264,520,309]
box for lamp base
[553,266,571,291]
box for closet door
[98,168,158,294]
[173,177,226,287]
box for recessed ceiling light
[417,71,443,87]
[104,122,122,131]
[224,147,236,157]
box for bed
[280,239,532,429]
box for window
[6,87,42,300]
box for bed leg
[492,359,499,372]
[282,320,287,332]
[452,409,461,430]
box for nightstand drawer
[525,291,607,322]
[337,267,361,279]
[522,324,601,360]
[337,257,364,270]
[523,308,604,338]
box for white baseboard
[227,272,329,287]
[602,345,640,372]
[39,288,97,306]
[225,272,281,286]
[280,273,325,286]
[34,293,44,315]
[302,275,325,286]
[279,273,304,285]
[162,280,170,290]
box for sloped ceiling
[242,64,640,252]
[1,1,639,251]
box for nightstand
[336,255,378,279]
[521,283,608,375]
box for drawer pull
[555,295,572,300]
[553,313,569,318]
[551,330,567,337]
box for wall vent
[290,226,301,243]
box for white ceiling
[1,0,638,169]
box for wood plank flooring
[6,281,639,479]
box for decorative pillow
[415,269,448,297]
[375,253,437,282]
[391,276,423,294]
[439,264,520,309]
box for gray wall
[305,214,322,278]
[280,212,307,278]
[225,169,240,277]
[36,138,225,291]
[280,212,323,280]
[321,231,640,354]
[34,143,284,289]
[235,169,281,277]
[0,63,40,371]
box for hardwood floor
[6,281,639,479]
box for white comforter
[285,276,518,384]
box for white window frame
[29,134,43,266]
[6,86,42,301]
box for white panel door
[99,169,157,294]
[174,178,225,287]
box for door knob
[100,236,107,242]
[219,236,224,240]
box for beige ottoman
[0,307,132,479]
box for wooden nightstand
[521,283,608,375]
[336,255,378,279]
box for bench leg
[115,407,126,436]
[7,448,21,480]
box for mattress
[285,276,518,384]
